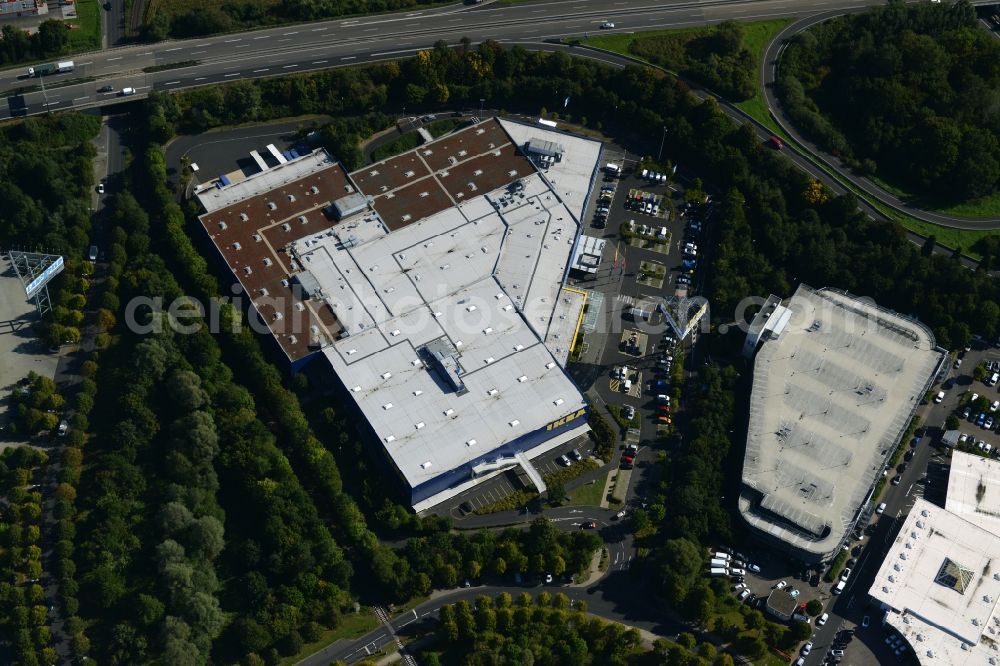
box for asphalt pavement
[0,0,905,119]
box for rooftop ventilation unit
[299,215,308,224]
[263,257,272,266]
[415,422,425,430]
[253,233,262,242]
[466,439,476,447]
[218,221,227,230]
[385,435,396,443]
[310,185,319,194]
[232,241,241,250]
[288,194,296,202]
[413,390,423,396]
[518,376,527,383]
[381,372,392,379]
[268,202,277,210]
[240,212,249,221]
[282,223,291,231]
[509,419,519,427]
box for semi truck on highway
[26,61,75,77]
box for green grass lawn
[565,473,607,507]
[371,132,422,162]
[279,612,380,666]
[67,0,102,52]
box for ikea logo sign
[546,408,587,431]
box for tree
[547,479,566,506]
[945,414,960,430]
[34,19,68,56]
[805,599,823,616]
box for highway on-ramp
[761,10,1000,229]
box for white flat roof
[740,285,942,559]
[497,118,602,223]
[871,498,1000,665]
[292,174,587,489]
[196,150,338,213]
[946,450,1000,535]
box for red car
[768,136,784,150]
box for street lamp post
[657,126,668,162]
[39,73,50,114]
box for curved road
[762,10,1000,229]
[303,505,667,666]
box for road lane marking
[164,80,180,85]
[195,77,207,81]
[78,61,93,65]
[236,44,250,48]
[282,64,298,68]
[196,43,210,47]
[364,27,377,31]
[341,55,356,60]
[254,35,267,39]
[370,49,416,56]
[137,52,152,56]
[311,27,327,31]
[73,95,89,101]
[253,68,269,73]
[164,47,181,52]
[278,38,290,42]
[107,56,122,61]
[191,50,205,55]
[225,38,242,42]
[312,60,328,64]
[224,73,240,77]
[283,31,299,35]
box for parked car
[570,448,583,461]
[774,580,787,589]
[622,405,635,420]
[841,568,852,582]
[862,615,870,627]
[934,391,945,403]
[600,21,615,28]
[558,454,572,467]
[97,182,105,194]
[748,563,761,574]
[817,612,829,626]
[877,502,887,515]
[801,642,812,656]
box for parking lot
[0,257,61,447]
[443,433,595,516]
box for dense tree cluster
[0,447,55,666]
[777,0,1000,202]
[0,20,69,68]
[0,114,101,347]
[9,372,64,437]
[71,182,355,664]
[630,21,756,101]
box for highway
[1,0,871,120]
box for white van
[710,567,727,577]
[833,579,847,594]
[710,558,729,568]
[712,551,731,560]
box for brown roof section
[370,179,455,231]
[197,160,349,361]
[196,120,538,363]
[352,151,431,195]
[352,118,533,230]
[436,143,533,203]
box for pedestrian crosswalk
[618,294,635,307]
